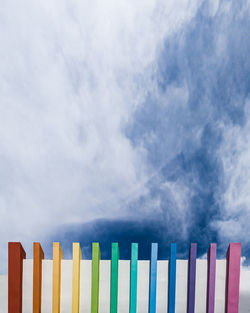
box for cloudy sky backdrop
[0,0,250,272]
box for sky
[0,0,250,273]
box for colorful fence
[5,242,243,313]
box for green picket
[110,243,119,313]
[91,242,100,313]
[130,243,138,313]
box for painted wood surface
[80,260,92,313]
[207,244,216,313]
[226,243,241,313]
[33,243,44,313]
[91,243,101,313]
[8,242,26,313]
[130,243,138,313]
[156,261,168,313]
[2,253,249,313]
[195,259,207,313]
[98,261,111,313]
[187,243,197,313]
[149,243,158,313]
[168,243,177,313]
[72,243,82,313]
[41,260,53,313]
[117,260,130,313]
[3,241,246,313]
[22,260,33,313]
[52,242,63,313]
[61,260,73,312]
[214,260,226,313]
[111,243,119,313]
[137,261,150,313]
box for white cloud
[215,99,250,243]
[0,0,199,271]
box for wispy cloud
[125,0,250,255]
[0,0,200,271]
[0,0,249,272]
[215,99,250,247]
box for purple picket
[207,244,216,313]
[187,243,197,313]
